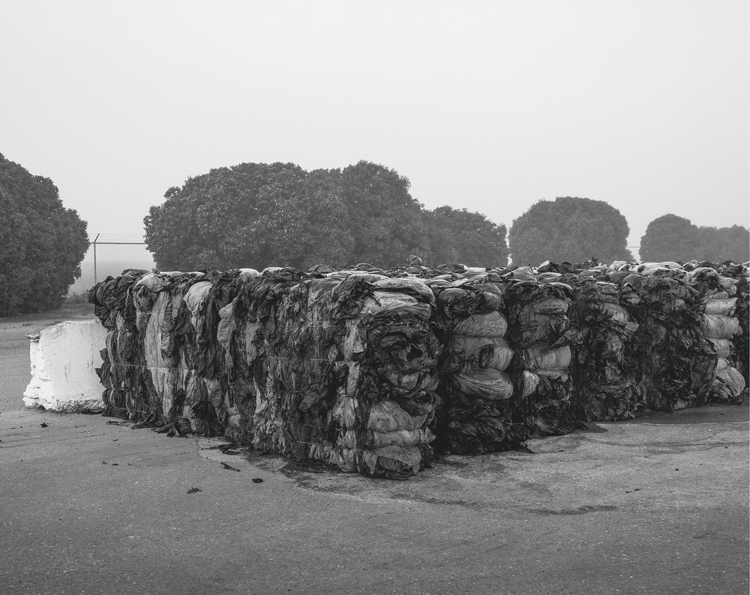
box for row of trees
[0,154,89,316]
[511,201,748,265]
[144,161,509,271]
[148,160,747,271]
[640,214,749,263]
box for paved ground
[0,304,748,595]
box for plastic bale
[430,273,521,455]
[505,274,579,438]
[630,273,718,411]
[327,275,440,478]
[686,264,747,404]
[567,278,644,421]
[89,270,158,421]
[236,269,440,478]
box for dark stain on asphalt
[528,504,617,515]
[390,491,481,508]
[290,474,367,495]
[643,440,747,455]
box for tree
[0,154,89,316]
[639,214,697,262]
[424,206,509,267]
[508,196,632,266]
[338,161,430,267]
[144,163,354,271]
[696,225,749,263]
[640,215,749,263]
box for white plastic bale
[23,320,108,412]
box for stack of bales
[685,267,745,404]
[219,268,440,478]
[717,262,749,392]
[91,270,246,437]
[86,257,747,479]
[505,268,578,437]
[428,270,517,454]
[734,268,750,386]
[327,274,440,477]
[216,269,270,444]
[89,269,157,422]
[567,277,644,421]
[224,267,308,455]
[189,269,256,441]
[627,270,717,411]
[91,266,440,477]
[130,271,210,434]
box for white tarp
[23,320,108,412]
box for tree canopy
[0,154,89,316]
[144,161,509,271]
[508,196,632,266]
[144,163,353,271]
[425,206,509,267]
[337,161,429,266]
[640,214,749,263]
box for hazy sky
[2,1,748,263]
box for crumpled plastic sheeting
[505,271,578,437]
[566,279,644,421]
[736,274,750,386]
[629,273,717,411]
[429,272,518,454]
[685,266,746,404]
[221,268,440,478]
[90,269,249,438]
[200,268,260,443]
[89,270,158,422]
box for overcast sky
[2,0,747,263]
